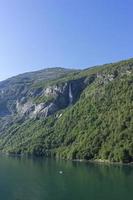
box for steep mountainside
[0,59,133,163]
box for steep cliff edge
[0,68,76,117]
[16,77,87,118]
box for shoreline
[68,158,133,166]
[1,152,133,166]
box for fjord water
[0,156,133,200]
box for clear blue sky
[0,0,133,80]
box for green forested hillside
[0,59,133,163]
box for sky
[0,0,133,81]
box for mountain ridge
[0,58,132,163]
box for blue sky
[0,0,133,80]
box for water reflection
[0,156,132,200]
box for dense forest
[0,59,133,163]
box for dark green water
[0,156,133,200]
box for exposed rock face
[0,67,76,118]
[15,77,87,119]
[16,100,34,115]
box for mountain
[0,59,132,163]
[0,67,77,117]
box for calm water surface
[0,156,133,200]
